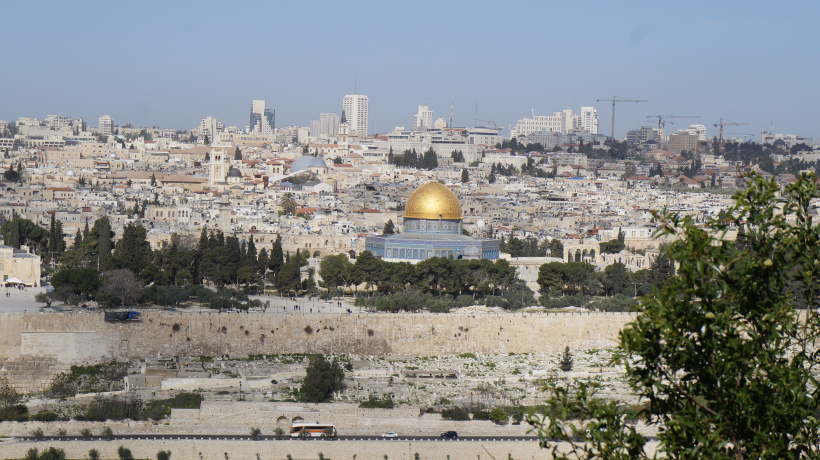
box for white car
[381,432,398,438]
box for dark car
[441,431,458,439]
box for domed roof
[291,155,327,172]
[227,167,242,178]
[404,182,463,220]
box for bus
[290,423,337,438]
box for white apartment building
[515,107,599,137]
[197,116,224,143]
[413,105,433,130]
[99,114,114,137]
[684,124,707,141]
[45,115,74,131]
[342,94,369,135]
[580,107,599,134]
[310,112,339,139]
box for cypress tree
[270,234,284,274]
[246,236,257,267]
[96,217,112,268]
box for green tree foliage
[558,346,573,372]
[274,252,301,295]
[108,223,152,275]
[352,253,528,311]
[269,235,284,274]
[530,173,820,460]
[279,192,298,215]
[48,213,66,255]
[599,228,625,254]
[319,254,353,291]
[3,167,21,182]
[300,355,345,403]
[234,146,242,160]
[536,261,597,297]
[382,219,396,235]
[461,168,469,183]
[50,268,101,297]
[451,150,465,163]
[488,169,495,183]
[0,215,49,253]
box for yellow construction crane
[597,96,647,141]
[646,115,700,151]
[714,118,749,155]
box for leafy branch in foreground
[529,173,820,460]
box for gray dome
[291,155,327,173]
[227,167,242,178]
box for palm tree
[279,192,298,215]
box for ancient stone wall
[0,311,636,392]
[0,438,565,460]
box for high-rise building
[626,126,660,145]
[310,112,339,139]
[580,107,599,134]
[342,94,368,135]
[198,116,224,144]
[413,105,434,130]
[250,100,274,135]
[515,107,599,137]
[99,114,114,137]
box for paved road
[14,435,540,442]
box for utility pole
[596,96,647,142]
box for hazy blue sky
[1,1,817,139]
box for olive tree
[529,173,820,460]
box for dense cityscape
[2,2,819,459]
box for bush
[250,427,261,439]
[36,447,65,460]
[102,427,114,439]
[117,446,133,460]
[81,428,93,438]
[31,410,59,422]
[0,404,29,422]
[89,449,100,460]
[472,410,491,420]
[489,408,508,424]
[156,450,171,460]
[358,396,394,409]
[589,293,637,312]
[440,406,470,421]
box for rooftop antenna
[449,94,454,128]
[474,103,478,128]
[532,109,535,118]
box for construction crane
[474,119,497,129]
[714,118,749,156]
[646,115,700,150]
[646,115,700,133]
[597,96,647,141]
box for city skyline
[0,1,817,139]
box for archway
[313,251,321,258]
[277,416,289,427]
[348,250,356,260]
[292,416,304,424]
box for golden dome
[403,182,463,220]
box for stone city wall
[0,438,584,460]
[0,311,636,392]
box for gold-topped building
[403,182,463,220]
[364,182,499,262]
